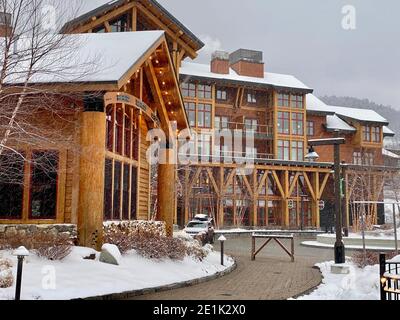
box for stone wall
[0,224,77,240]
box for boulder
[99,244,121,265]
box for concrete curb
[290,266,323,299]
[77,256,237,300]
[301,241,397,252]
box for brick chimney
[0,13,12,37]
[211,51,230,74]
[229,49,264,78]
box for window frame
[307,120,315,136]
[278,111,290,135]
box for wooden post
[78,111,106,250]
[313,172,320,228]
[157,148,175,237]
[282,171,290,227]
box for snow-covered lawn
[0,246,233,300]
[296,260,382,300]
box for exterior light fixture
[305,146,320,162]
[12,246,29,301]
[218,235,227,266]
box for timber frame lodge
[0,0,398,248]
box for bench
[251,233,295,262]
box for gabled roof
[5,31,164,87]
[62,0,204,56]
[307,94,389,125]
[326,115,356,133]
[180,61,313,93]
[383,148,400,159]
[383,126,395,137]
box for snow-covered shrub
[351,250,397,268]
[0,257,13,288]
[0,269,13,288]
[0,231,73,260]
[104,222,210,261]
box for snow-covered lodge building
[0,0,397,245]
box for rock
[99,244,121,265]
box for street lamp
[306,136,346,264]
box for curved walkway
[130,236,334,300]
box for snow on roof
[180,61,312,91]
[326,115,356,132]
[383,126,395,137]
[5,31,164,85]
[325,105,388,125]
[306,94,334,114]
[382,148,400,159]
[306,94,388,125]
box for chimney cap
[212,50,229,61]
[229,49,263,65]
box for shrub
[0,269,13,288]
[0,231,73,261]
[104,221,210,261]
[351,250,397,268]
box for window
[364,152,374,165]
[93,26,105,33]
[181,82,196,98]
[106,105,114,151]
[278,111,290,134]
[216,88,227,100]
[30,151,59,219]
[197,103,212,128]
[247,91,257,104]
[124,112,132,157]
[307,121,315,136]
[215,116,229,129]
[291,141,304,161]
[110,14,129,32]
[115,107,123,154]
[278,93,290,107]
[104,160,138,221]
[353,151,362,165]
[185,102,196,127]
[198,135,212,158]
[277,140,290,160]
[291,94,304,109]
[245,119,258,131]
[291,113,304,136]
[363,126,371,142]
[0,153,24,219]
[198,84,212,99]
[372,127,381,143]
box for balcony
[216,121,274,140]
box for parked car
[193,214,216,228]
[184,220,215,244]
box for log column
[157,148,175,237]
[78,96,106,250]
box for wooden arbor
[180,161,332,229]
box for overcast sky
[157,0,400,108]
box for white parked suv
[184,216,215,244]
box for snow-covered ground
[0,246,233,300]
[296,260,380,300]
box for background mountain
[319,96,400,148]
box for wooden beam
[319,172,331,199]
[206,168,219,194]
[104,21,111,32]
[256,170,269,196]
[288,172,300,197]
[135,2,198,59]
[131,5,137,31]
[71,2,137,33]
[271,170,285,198]
[242,174,254,197]
[302,172,316,200]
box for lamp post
[306,136,346,264]
[218,235,226,265]
[12,246,30,301]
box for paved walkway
[130,236,336,300]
